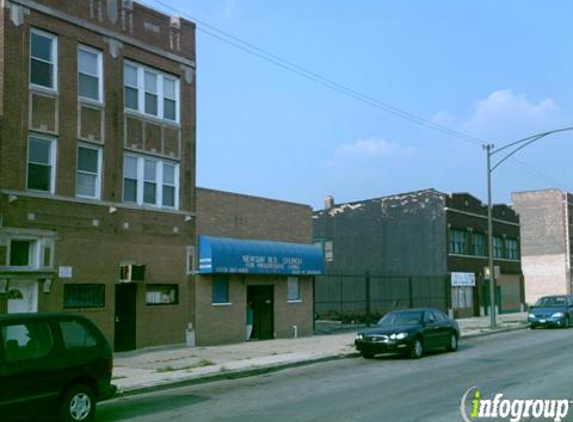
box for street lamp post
[484,126,573,329]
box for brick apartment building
[512,189,573,304]
[313,189,524,319]
[194,188,322,346]
[0,0,197,351]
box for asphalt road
[97,329,573,422]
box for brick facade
[512,189,573,304]
[194,188,315,346]
[0,0,196,350]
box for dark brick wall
[313,189,448,277]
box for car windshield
[378,311,423,326]
[534,296,568,307]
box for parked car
[528,295,573,329]
[355,308,460,359]
[0,313,117,422]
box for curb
[114,326,526,398]
[116,351,361,398]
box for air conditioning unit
[119,264,146,282]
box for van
[0,313,117,421]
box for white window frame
[27,134,57,194]
[287,277,301,302]
[30,28,58,92]
[76,143,103,200]
[123,60,180,123]
[77,45,103,103]
[122,154,179,209]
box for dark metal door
[248,285,274,340]
[114,283,137,352]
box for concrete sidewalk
[113,312,527,396]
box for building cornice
[8,0,196,69]
[445,207,520,228]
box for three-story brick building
[0,0,196,351]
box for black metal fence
[314,273,449,325]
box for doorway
[247,285,274,340]
[7,280,38,314]
[114,283,137,352]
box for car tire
[446,333,458,352]
[362,352,375,359]
[530,324,537,330]
[59,385,96,422]
[409,338,423,359]
[563,317,570,329]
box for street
[97,329,573,422]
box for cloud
[334,138,417,158]
[431,110,456,127]
[461,89,567,140]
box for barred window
[63,284,105,309]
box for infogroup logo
[460,387,572,422]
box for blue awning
[198,236,324,275]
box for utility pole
[484,143,496,328]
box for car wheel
[446,333,458,352]
[59,385,96,422]
[563,317,570,329]
[530,324,537,330]
[362,352,375,359]
[409,338,423,359]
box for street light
[484,126,573,328]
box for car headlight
[390,332,408,340]
[356,334,363,340]
[552,312,565,318]
[528,313,536,319]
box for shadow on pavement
[96,393,210,421]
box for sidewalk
[113,312,527,396]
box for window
[287,277,301,301]
[472,232,486,256]
[30,29,57,90]
[122,154,179,209]
[146,284,178,305]
[212,276,229,304]
[124,63,139,110]
[78,46,103,102]
[60,320,97,349]
[9,240,31,267]
[123,61,180,122]
[452,286,474,309]
[186,246,196,274]
[493,236,504,259]
[63,284,105,309]
[2,322,53,362]
[505,238,519,260]
[27,135,56,193]
[449,229,468,255]
[76,144,102,199]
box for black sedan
[355,308,460,359]
[528,295,573,329]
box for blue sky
[144,0,573,209]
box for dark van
[0,313,116,422]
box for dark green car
[0,313,116,422]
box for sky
[143,0,573,210]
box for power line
[144,0,571,191]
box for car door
[422,311,440,350]
[431,310,452,346]
[0,319,60,419]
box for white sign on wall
[451,272,476,287]
[58,266,73,279]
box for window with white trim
[287,277,301,301]
[27,135,56,193]
[78,45,103,102]
[76,144,102,199]
[0,237,54,270]
[123,61,180,122]
[30,29,57,90]
[122,154,179,209]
